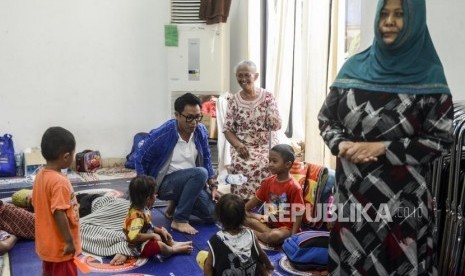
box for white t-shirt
[167,133,198,175]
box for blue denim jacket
[135,119,214,192]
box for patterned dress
[0,200,34,240]
[224,88,281,200]
[318,88,453,276]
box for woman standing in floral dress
[224,60,282,200]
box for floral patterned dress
[224,88,281,200]
[318,88,453,276]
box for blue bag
[124,132,148,169]
[0,134,16,177]
[282,230,329,271]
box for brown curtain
[199,0,232,24]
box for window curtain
[303,0,344,167]
[216,92,232,174]
[265,0,301,140]
[199,0,233,24]
[264,0,344,167]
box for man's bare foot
[110,253,128,265]
[171,221,198,235]
[172,243,193,254]
[164,201,175,219]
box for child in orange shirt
[32,127,80,276]
[245,144,304,247]
[124,175,193,258]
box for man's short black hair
[41,127,76,161]
[270,144,295,163]
[174,93,202,113]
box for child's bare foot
[110,253,128,265]
[172,243,193,254]
[164,201,175,219]
[171,221,198,235]
[165,236,174,246]
[172,241,193,247]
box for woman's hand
[235,142,250,160]
[224,130,250,159]
[266,114,281,130]
[339,141,386,164]
[338,141,355,158]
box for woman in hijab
[318,0,453,274]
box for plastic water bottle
[217,174,248,185]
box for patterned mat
[279,256,328,276]
[258,239,282,252]
[3,168,312,276]
[0,167,136,188]
[7,206,303,276]
[0,167,137,202]
[77,167,137,182]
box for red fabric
[140,239,161,258]
[0,200,35,239]
[42,259,77,276]
[202,100,217,118]
[255,175,304,229]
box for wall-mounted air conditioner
[167,23,230,94]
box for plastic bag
[0,134,16,177]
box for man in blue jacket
[135,93,218,234]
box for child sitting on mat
[124,175,193,258]
[244,144,305,247]
[199,193,274,276]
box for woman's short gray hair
[234,60,257,74]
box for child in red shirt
[245,144,304,247]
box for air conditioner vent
[171,0,206,24]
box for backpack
[124,132,148,169]
[0,134,16,177]
[76,150,102,172]
[282,230,329,271]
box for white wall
[0,0,171,157]
[2,0,462,160]
[360,0,465,101]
